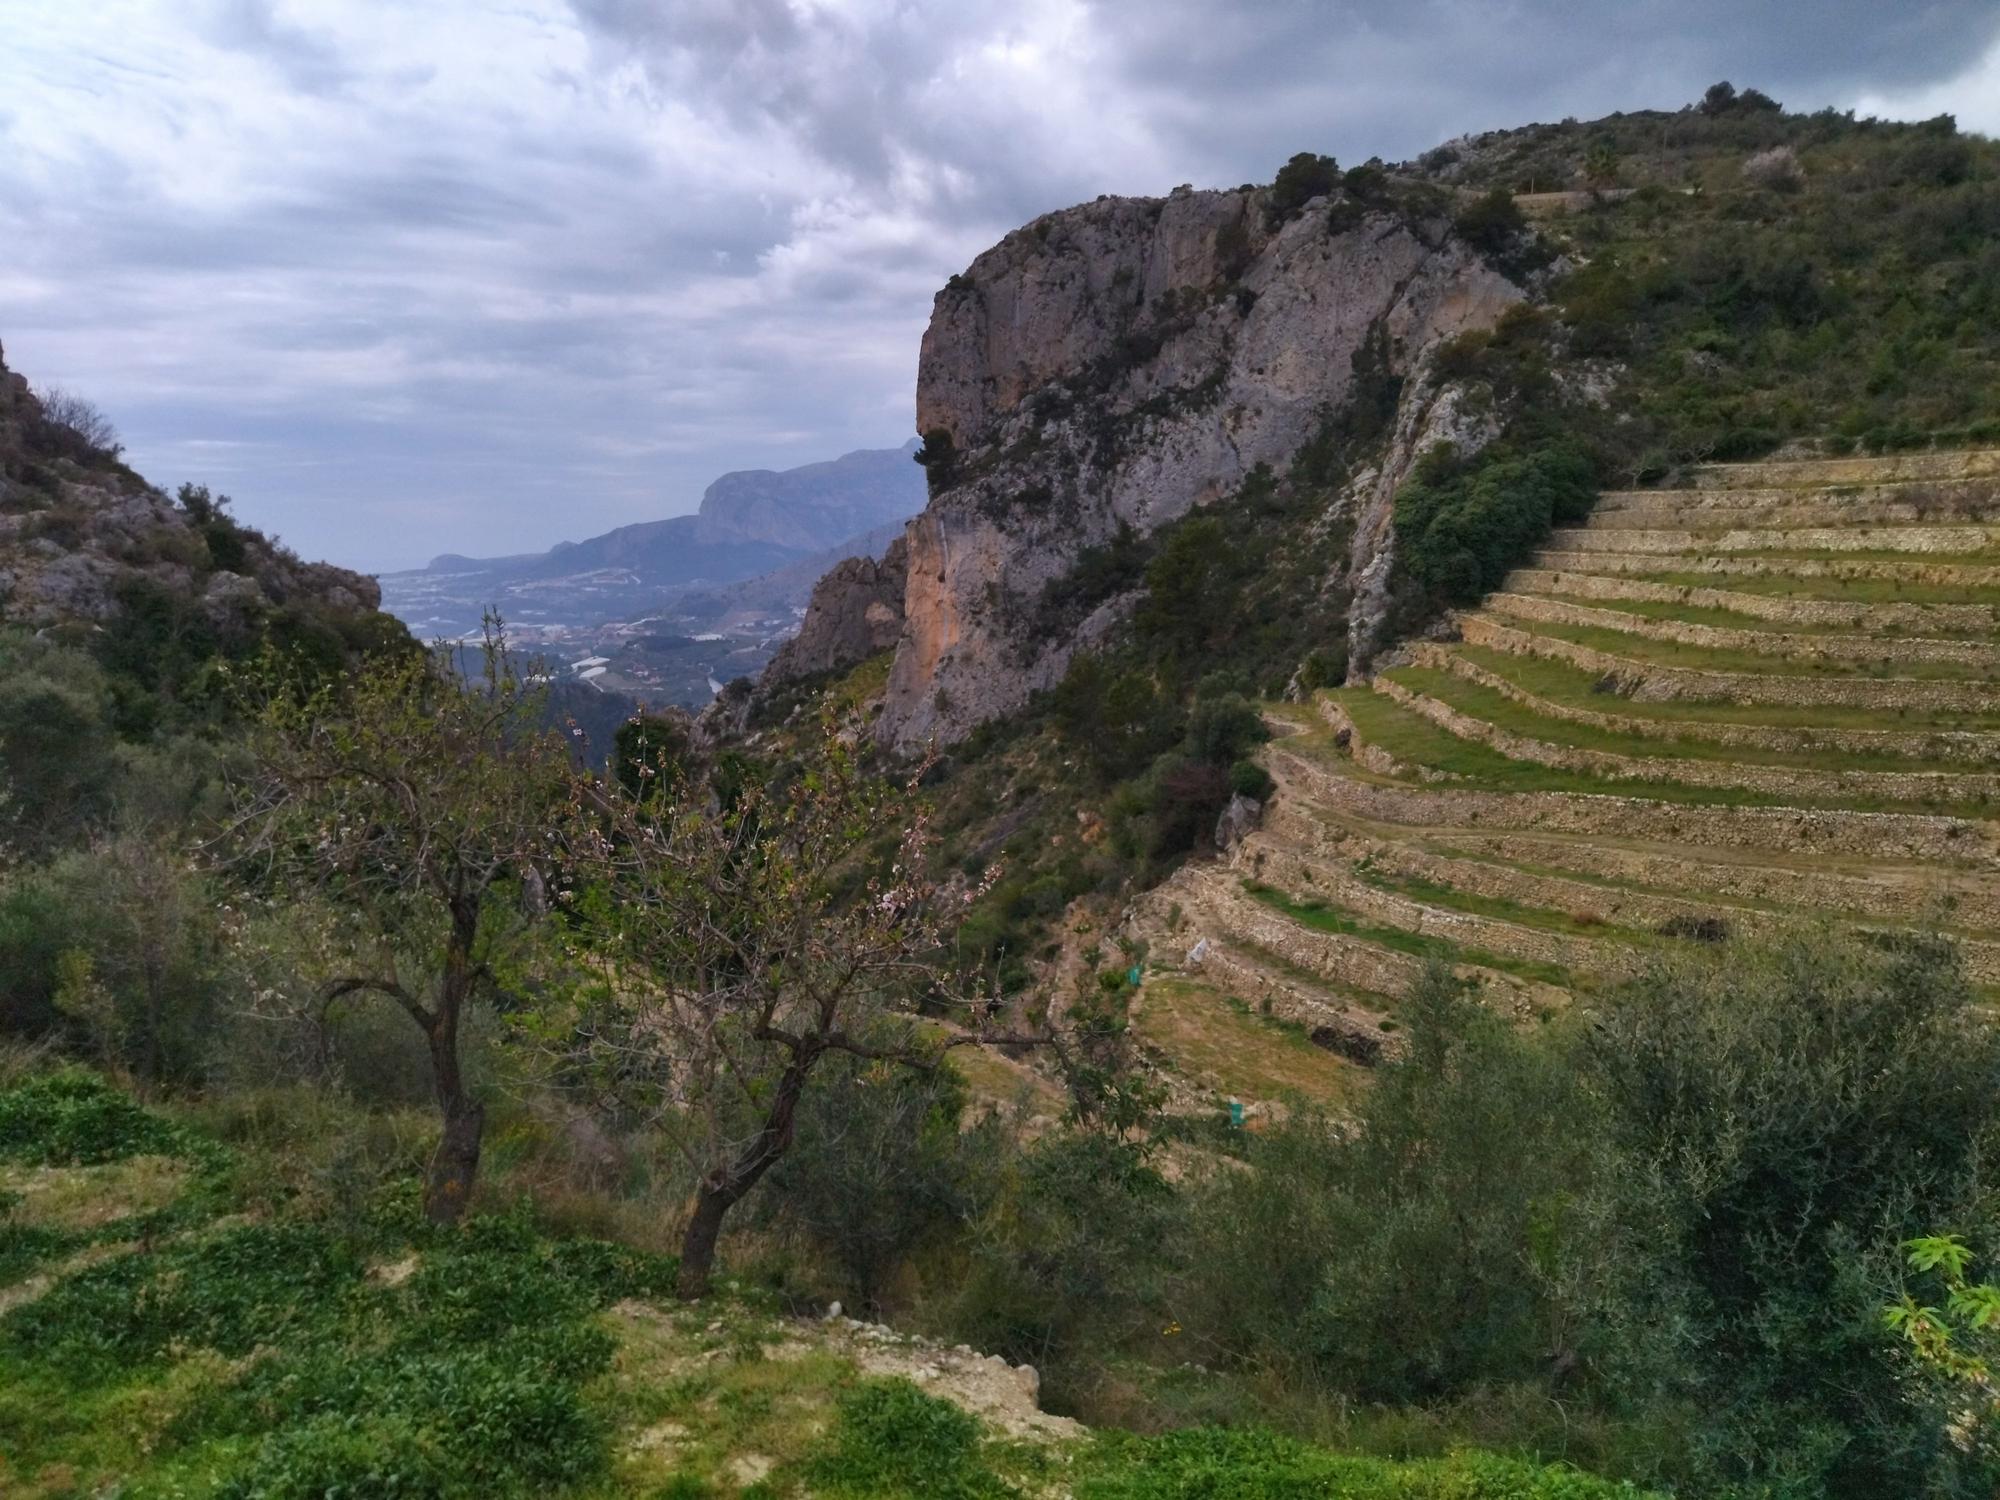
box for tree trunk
[423,902,484,1226]
[675,1052,817,1299]
[677,1183,732,1299]
[426,1096,485,1225]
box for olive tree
[556,725,1015,1299]
[228,633,571,1223]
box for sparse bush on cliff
[32,385,121,458]
[1269,151,1340,221]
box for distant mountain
[419,441,923,582]
[382,441,923,640]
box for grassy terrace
[1131,977,1360,1106]
[1349,860,1655,950]
[1500,615,2000,680]
[1513,590,1998,640]
[1224,930,1406,1017]
[1241,877,1575,991]
[1453,643,2000,732]
[1632,569,2000,605]
[1387,664,1993,778]
[1660,544,2000,563]
[1328,688,1982,814]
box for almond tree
[555,724,1018,1299]
[228,630,572,1223]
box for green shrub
[1394,442,1598,605]
[751,1058,999,1312]
[804,1378,1015,1498]
[1074,1427,1658,1497]
[0,1067,199,1165]
[1270,153,1340,220]
[1584,929,2000,1498]
[1229,759,1275,801]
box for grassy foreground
[0,1066,1658,1499]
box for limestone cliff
[763,535,907,684]
[876,184,1522,748]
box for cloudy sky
[5,2,1999,573]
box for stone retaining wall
[1260,784,2000,925]
[1255,834,1701,952]
[1529,550,2000,588]
[1459,614,2000,711]
[1373,675,2000,804]
[1244,844,1617,977]
[1416,641,2000,765]
[1485,592,2000,669]
[1587,488,2000,532]
[1543,523,2000,556]
[1503,570,1998,633]
[1600,476,2000,510]
[1251,820,2000,982]
[1178,866,1565,1016]
[1270,741,1999,862]
[1430,827,2000,923]
[1691,450,2000,490]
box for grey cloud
[4,2,1995,573]
[206,0,356,95]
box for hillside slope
[0,342,387,643]
[0,1066,1658,1500]
[1130,448,2000,1102]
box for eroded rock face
[877,187,1522,749]
[763,536,907,684]
[0,338,386,635]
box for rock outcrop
[763,536,907,684]
[873,184,1522,748]
[0,339,387,637]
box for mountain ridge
[413,439,923,581]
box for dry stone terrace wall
[1690,450,2000,488]
[1128,452,2000,1075]
[1484,591,2000,669]
[1371,674,2000,803]
[1544,522,2000,555]
[1268,740,2000,862]
[1410,642,2000,763]
[1257,786,2000,928]
[1530,550,2000,587]
[1457,614,2000,710]
[1502,569,2000,632]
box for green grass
[1132,977,1360,1105]
[1349,860,1652,949]
[1626,569,2000,607]
[1388,664,1989,778]
[799,1377,1663,1498]
[1453,643,2000,733]
[1333,689,1788,810]
[1516,589,1997,641]
[1675,544,2000,564]
[1333,686,2000,817]
[1241,878,1573,990]
[0,1069,1670,1499]
[1507,616,2000,681]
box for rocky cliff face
[0,340,386,637]
[763,535,908,683]
[875,185,1521,748]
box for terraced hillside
[1129,449,2000,1109]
